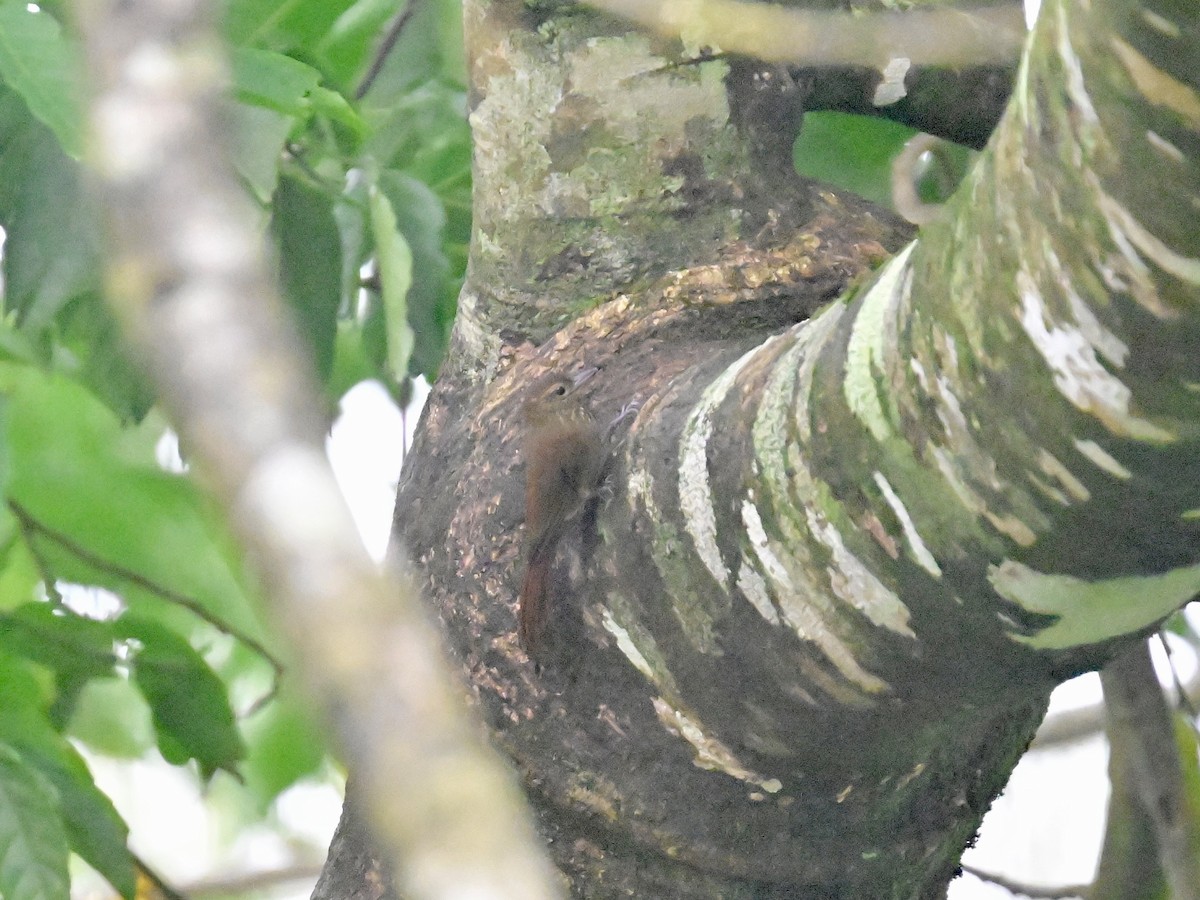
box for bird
[518,369,607,655]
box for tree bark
[320,0,1200,895]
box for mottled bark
[326,0,1200,896]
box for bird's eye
[554,384,568,396]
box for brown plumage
[518,373,606,655]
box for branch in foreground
[585,0,1025,68]
[75,2,562,899]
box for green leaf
[308,85,366,138]
[230,102,294,204]
[0,537,41,614]
[316,0,402,91]
[0,603,119,725]
[0,604,116,679]
[117,616,245,779]
[377,170,452,379]
[354,0,464,101]
[65,677,154,760]
[4,369,263,640]
[0,653,135,899]
[243,692,326,806]
[271,174,342,381]
[793,111,917,209]
[365,79,468,174]
[225,0,359,56]
[0,743,69,900]
[328,320,377,400]
[368,180,415,382]
[0,88,100,330]
[18,741,135,900]
[0,4,83,157]
[333,177,370,307]
[227,49,323,204]
[0,87,148,420]
[232,47,321,117]
[55,298,155,423]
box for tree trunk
[316,0,1200,896]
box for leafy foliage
[0,0,471,893]
[0,743,70,900]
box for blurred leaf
[0,742,69,900]
[0,4,83,158]
[0,654,134,900]
[56,298,155,422]
[232,47,321,116]
[117,616,245,779]
[0,319,40,366]
[377,170,451,379]
[0,603,118,725]
[368,181,415,382]
[328,321,377,400]
[271,174,343,380]
[0,538,41,614]
[365,79,468,175]
[230,102,294,203]
[1163,610,1193,639]
[65,677,154,760]
[0,88,100,330]
[0,88,147,420]
[243,693,326,806]
[356,0,464,101]
[225,0,359,59]
[4,370,262,639]
[317,0,402,92]
[793,111,917,208]
[18,741,135,900]
[309,85,366,139]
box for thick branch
[585,0,1025,68]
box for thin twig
[133,851,192,900]
[12,507,66,605]
[181,862,323,897]
[959,863,1089,899]
[1158,630,1199,722]
[282,143,344,197]
[8,500,284,713]
[355,0,421,100]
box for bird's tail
[519,550,551,653]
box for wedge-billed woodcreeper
[518,372,606,654]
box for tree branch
[1100,641,1200,900]
[75,2,562,899]
[355,0,421,100]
